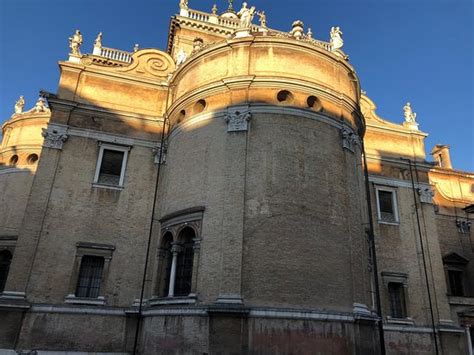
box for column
[466,325,473,355]
[167,244,181,298]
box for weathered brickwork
[0,2,472,354]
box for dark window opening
[448,270,464,296]
[174,228,195,297]
[0,250,13,293]
[379,190,396,222]
[75,256,104,298]
[98,149,124,186]
[161,233,173,297]
[388,282,407,318]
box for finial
[307,28,313,39]
[94,32,103,48]
[133,44,140,52]
[212,4,218,15]
[228,0,234,11]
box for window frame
[388,282,407,319]
[93,142,130,188]
[375,186,400,225]
[65,242,115,305]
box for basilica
[0,1,473,354]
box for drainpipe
[401,157,439,355]
[361,141,386,355]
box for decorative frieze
[41,126,69,150]
[224,109,251,132]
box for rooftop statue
[14,96,25,114]
[257,11,267,27]
[403,102,417,123]
[69,30,83,56]
[94,32,103,48]
[212,4,218,15]
[179,0,188,9]
[176,48,187,66]
[32,97,50,113]
[237,2,256,28]
[330,26,343,51]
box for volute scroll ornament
[116,49,176,79]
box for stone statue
[330,26,343,51]
[69,30,83,56]
[257,11,267,27]
[403,102,417,123]
[307,28,313,39]
[179,0,188,9]
[176,48,187,65]
[237,2,256,28]
[94,32,103,48]
[14,96,25,114]
[33,97,50,113]
[212,4,218,15]
[133,44,140,52]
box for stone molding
[369,175,431,190]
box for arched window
[0,250,13,293]
[174,227,195,296]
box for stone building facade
[0,2,472,354]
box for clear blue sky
[1,0,473,171]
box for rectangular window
[75,256,104,298]
[448,270,464,296]
[376,187,399,224]
[93,143,129,187]
[388,282,407,318]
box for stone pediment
[443,252,469,265]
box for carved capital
[341,126,357,153]
[152,143,167,165]
[192,238,202,251]
[224,109,251,132]
[171,243,182,254]
[417,186,434,204]
[42,127,68,150]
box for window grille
[75,256,104,298]
[0,250,13,293]
[174,239,194,296]
[448,270,464,296]
[98,149,124,186]
[388,282,407,318]
[379,190,396,222]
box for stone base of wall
[0,305,467,354]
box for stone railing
[97,47,133,63]
[181,8,340,57]
[187,9,211,23]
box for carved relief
[224,109,251,132]
[42,126,68,150]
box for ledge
[448,296,474,306]
[92,183,123,191]
[386,316,415,325]
[149,296,197,306]
[64,294,106,306]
